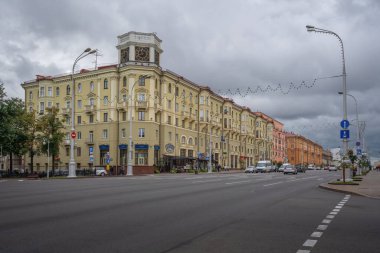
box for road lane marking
[322,219,331,224]
[311,231,323,238]
[296,250,310,253]
[330,211,338,215]
[332,209,340,212]
[263,181,283,187]
[192,179,223,184]
[326,215,335,219]
[303,239,318,247]
[317,224,328,230]
[225,180,251,185]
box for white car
[278,163,290,172]
[328,166,337,171]
[245,166,256,173]
[284,165,297,175]
[256,160,273,173]
[95,167,108,176]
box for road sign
[89,156,94,162]
[340,120,350,129]
[356,141,361,147]
[71,131,76,139]
[357,149,362,155]
[106,158,110,164]
[340,129,350,139]
[89,147,94,154]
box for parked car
[278,163,290,172]
[328,166,337,171]
[284,164,297,175]
[256,160,273,173]
[307,164,315,170]
[95,167,108,176]
[245,166,256,173]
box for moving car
[244,166,256,173]
[256,160,273,173]
[328,166,337,171]
[307,164,315,170]
[295,164,306,173]
[284,164,297,175]
[278,163,290,172]
[95,167,108,176]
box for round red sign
[71,131,76,139]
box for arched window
[181,136,186,144]
[90,81,94,92]
[56,87,60,96]
[29,91,33,99]
[188,137,193,145]
[104,79,108,89]
[123,76,127,87]
[66,85,70,95]
[168,83,172,93]
[78,83,82,93]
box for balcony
[135,101,148,111]
[118,101,128,111]
[182,111,189,119]
[85,138,95,145]
[64,140,70,146]
[85,105,96,114]
[61,108,71,115]
[154,103,162,112]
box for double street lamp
[68,48,97,178]
[127,75,151,176]
[306,25,349,181]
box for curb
[319,183,380,200]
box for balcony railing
[85,138,95,145]
[135,101,148,110]
[61,108,71,115]
[85,105,96,114]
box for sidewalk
[319,170,380,199]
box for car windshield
[286,165,294,169]
[257,162,267,167]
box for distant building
[285,132,323,166]
[330,148,341,167]
[322,149,333,167]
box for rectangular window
[77,131,82,140]
[77,116,82,124]
[77,147,81,157]
[56,87,60,96]
[175,118,178,127]
[188,150,193,158]
[77,100,82,109]
[167,100,172,109]
[121,128,126,138]
[169,131,172,141]
[175,134,179,143]
[200,96,204,105]
[138,128,145,138]
[167,116,172,125]
[175,103,179,112]
[182,120,185,128]
[122,112,127,121]
[104,113,108,122]
[180,149,186,157]
[122,94,127,101]
[135,150,148,165]
[138,111,145,121]
[47,101,52,108]
[89,131,94,142]
[89,115,94,123]
[39,102,45,114]
[200,110,204,121]
[102,129,108,139]
[103,96,108,106]
[66,147,69,156]
[39,87,45,97]
[47,87,52,97]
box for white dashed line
[317,224,328,230]
[225,180,251,185]
[303,239,318,247]
[311,231,323,238]
[296,195,351,253]
[192,179,222,184]
[263,181,283,187]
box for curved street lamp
[68,48,97,178]
[306,25,349,181]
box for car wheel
[100,172,105,176]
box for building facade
[271,119,286,164]
[285,132,323,167]
[21,31,274,174]
[322,149,333,167]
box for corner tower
[116,31,163,67]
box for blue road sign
[356,141,361,147]
[89,147,94,154]
[340,120,350,129]
[340,129,350,139]
[357,149,362,155]
[89,156,94,162]
[106,158,110,164]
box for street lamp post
[68,48,97,178]
[306,25,348,181]
[43,137,50,179]
[127,75,151,176]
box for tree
[36,107,65,175]
[0,91,28,173]
[23,112,39,173]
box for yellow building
[21,31,274,174]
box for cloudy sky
[1,0,379,162]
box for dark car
[295,164,306,173]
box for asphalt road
[0,170,379,253]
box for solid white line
[263,181,283,187]
[317,224,328,230]
[326,215,335,219]
[311,231,323,238]
[192,179,222,184]
[303,239,318,247]
[322,219,331,224]
[225,180,251,185]
[296,250,310,253]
